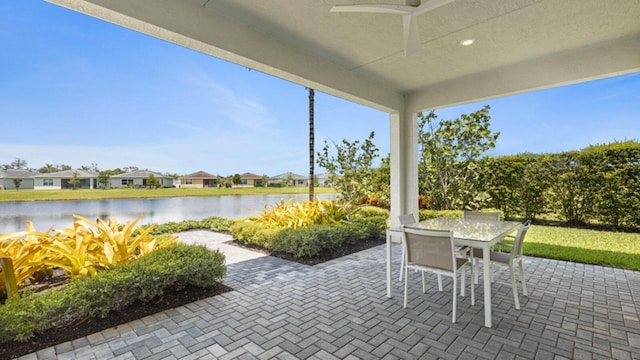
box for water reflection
[0,194,336,233]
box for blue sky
[1,1,638,176]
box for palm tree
[308,88,315,201]
[40,163,58,173]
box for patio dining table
[386,217,521,327]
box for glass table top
[407,217,520,242]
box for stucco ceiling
[49,0,640,113]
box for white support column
[389,109,419,228]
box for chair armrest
[496,239,514,252]
[454,245,471,257]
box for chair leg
[460,266,466,297]
[470,263,475,306]
[399,244,405,281]
[490,262,494,282]
[509,264,520,310]
[437,274,443,291]
[473,258,479,285]
[403,264,409,308]
[452,275,457,323]
[518,259,528,297]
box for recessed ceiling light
[460,39,474,46]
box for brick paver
[20,237,640,359]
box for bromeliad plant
[255,198,360,229]
[71,214,174,266]
[0,215,177,298]
[0,222,50,298]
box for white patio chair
[462,210,500,222]
[463,210,513,252]
[398,213,418,281]
[398,213,462,292]
[401,226,474,323]
[472,220,531,309]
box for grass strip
[0,187,336,202]
[509,225,640,271]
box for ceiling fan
[330,0,456,56]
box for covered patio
[36,0,640,358]
[24,242,640,359]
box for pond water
[0,193,337,234]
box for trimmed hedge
[230,214,388,259]
[152,216,237,234]
[0,244,226,343]
[478,141,640,228]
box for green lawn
[0,187,336,202]
[503,225,640,271]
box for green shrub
[152,216,236,234]
[0,244,226,343]
[231,211,387,259]
[230,220,280,249]
[351,215,388,239]
[479,141,640,228]
[418,209,462,220]
[354,206,389,219]
[271,225,350,258]
[416,209,505,221]
[271,216,387,258]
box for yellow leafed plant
[256,198,359,229]
[72,214,177,266]
[1,215,177,297]
[39,222,102,277]
[0,223,49,297]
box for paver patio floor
[19,231,640,359]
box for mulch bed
[0,236,385,359]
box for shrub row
[0,244,226,343]
[230,212,388,259]
[477,141,640,228]
[151,216,237,234]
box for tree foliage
[12,178,22,191]
[10,158,27,170]
[146,174,159,188]
[232,174,242,185]
[481,141,640,228]
[478,154,548,220]
[317,131,379,203]
[418,106,499,210]
[2,158,28,170]
[80,163,99,172]
[38,164,72,173]
[368,154,390,209]
[68,171,81,190]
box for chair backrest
[463,210,500,222]
[402,226,455,272]
[398,213,418,225]
[511,220,532,259]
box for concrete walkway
[18,231,640,359]
[174,230,267,265]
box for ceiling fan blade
[414,0,456,16]
[330,0,456,56]
[403,13,421,56]
[330,4,411,15]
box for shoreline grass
[0,187,336,203]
